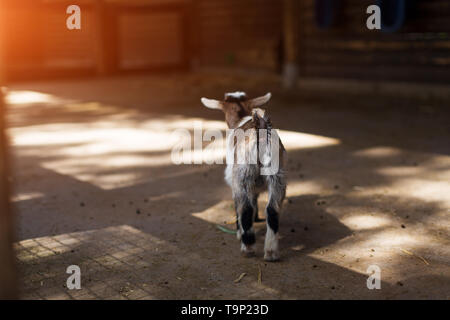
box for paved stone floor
[16,225,159,299]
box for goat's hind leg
[264,174,286,261]
[235,192,257,256]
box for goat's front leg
[264,174,286,261]
[235,195,256,256]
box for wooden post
[0,0,17,300]
[94,0,108,75]
[0,88,16,300]
[282,0,299,89]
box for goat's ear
[249,92,271,107]
[201,97,222,110]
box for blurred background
[2,0,450,81]
[0,0,449,300]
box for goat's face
[201,92,271,128]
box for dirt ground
[6,72,450,299]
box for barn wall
[4,0,450,84]
[3,0,191,80]
[42,4,97,69]
[118,11,184,69]
[298,0,450,83]
[109,3,190,72]
[195,0,283,72]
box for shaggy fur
[201,92,287,261]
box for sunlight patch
[6,90,58,105]
[353,146,403,158]
[340,214,392,231]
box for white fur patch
[264,227,279,252]
[237,116,252,128]
[252,108,266,118]
[225,91,246,99]
[224,164,233,187]
[224,131,235,187]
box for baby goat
[201,92,287,261]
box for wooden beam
[94,0,108,75]
[282,0,299,88]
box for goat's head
[201,92,271,128]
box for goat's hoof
[242,251,255,258]
[264,250,280,262]
[241,244,255,257]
